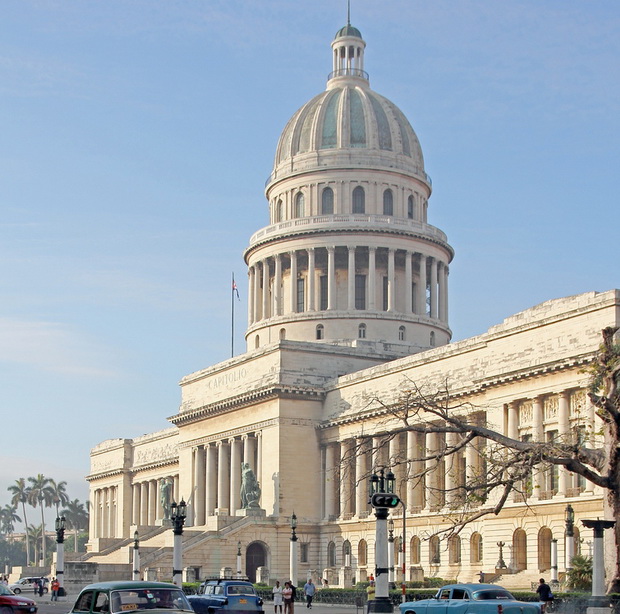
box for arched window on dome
[398,326,406,341]
[407,195,414,219]
[430,331,436,347]
[322,187,334,214]
[254,335,260,349]
[279,328,286,341]
[295,192,305,218]
[316,324,324,340]
[383,189,393,216]
[358,323,366,339]
[276,199,283,223]
[352,186,365,214]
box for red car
[0,584,38,614]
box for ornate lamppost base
[367,597,394,614]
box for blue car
[187,580,264,614]
[399,584,543,614]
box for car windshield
[0,586,15,596]
[226,585,256,596]
[472,590,514,601]
[110,589,192,612]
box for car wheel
[43,588,48,594]
[1,606,14,614]
[12,588,21,594]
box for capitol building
[83,19,618,589]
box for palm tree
[26,524,43,565]
[567,554,593,590]
[27,474,53,564]
[7,478,31,565]
[61,499,89,553]
[49,479,69,517]
[0,504,21,536]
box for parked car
[399,584,543,614]
[9,578,48,595]
[68,581,193,614]
[187,579,264,614]
[0,583,37,613]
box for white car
[9,578,49,594]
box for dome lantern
[329,22,368,86]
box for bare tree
[341,327,620,592]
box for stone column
[387,248,395,311]
[132,483,141,526]
[405,431,419,510]
[287,250,297,313]
[248,266,255,324]
[340,439,352,517]
[405,251,412,314]
[444,431,457,507]
[348,246,356,310]
[558,391,570,496]
[443,265,449,323]
[307,248,316,311]
[327,247,336,310]
[254,263,261,321]
[205,444,217,517]
[465,441,478,486]
[324,444,337,519]
[424,432,438,510]
[532,397,544,498]
[430,258,438,319]
[148,480,157,525]
[256,432,263,486]
[217,440,230,514]
[368,247,376,310]
[438,263,447,322]
[230,438,242,512]
[417,254,427,316]
[274,254,282,316]
[355,438,368,516]
[194,446,206,525]
[140,482,149,525]
[507,402,519,440]
[262,260,270,320]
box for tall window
[398,325,406,341]
[276,199,283,222]
[295,192,305,218]
[382,276,389,311]
[470,533,483,564]
[358,323,366,339]
[316,324,324,340]
[410,536,421,565]
[358,540,368,566]
[448,535,461,564]
[300,543,309,563]
[322,187,334,214]
[355,274,366,310]
[429,535,441,564]
[383,189,393,215]
[327,542,336,567]
[407,195,414,219]
[352,186,365,213]
[430,331,436,347]
[319,275,328,310]
[296,278,305,313]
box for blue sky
[1,0,618,527]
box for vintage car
[399,584,543,614]
[69,581,193,614]
[0,584,37,613]
[187,579,264,614]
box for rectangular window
[296,278,305,313]
[300,543,309,563]
[319,275,328,311]
[355,274,366,310]
[382,276,389,311]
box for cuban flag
[232,277,240,300]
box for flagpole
[231,272,235,358]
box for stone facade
[84,19,618,589]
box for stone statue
[159,477,172,520]
[240,462,261,508]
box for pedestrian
[33,579,39,595]
[536,578,553,605]
[366,580,375,602]
[282,581,293,614]
[303,579,315,609]
[38,578,44,598]
[51,578,60,602]
[273,580,283,614]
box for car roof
[440,584,510,591]
[203,580,253,585]
[80,581,179,591]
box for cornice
[169,385,325,427]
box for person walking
[303,579,315,609]
[273,580,283,614]
[38,579,44,598]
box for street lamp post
[289,513,298,587]
[237,541,242,578]
[565,504,575,572]
[170,500,187,588]
[55,516,66,597]
[133,531,140,581]
[399,500,406,604]
[368,469,398,614]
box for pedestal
[367,598,394,614]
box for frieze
[544,396,558,420]
[519,401,533,425]
[134,442,179,467]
